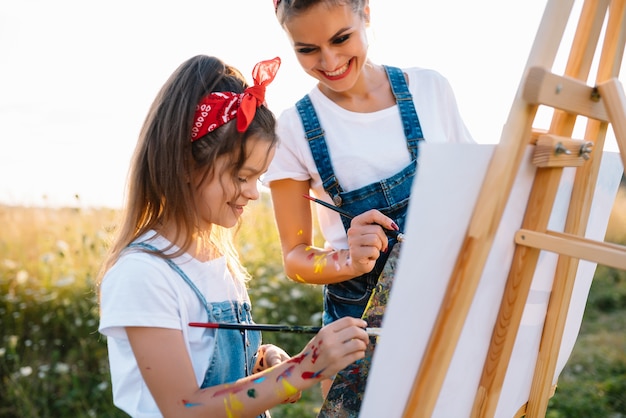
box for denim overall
[129,243,266,417]
[295,66,424,325]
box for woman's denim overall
[295,66,424,325]
[129,243,266,417]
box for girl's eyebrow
[240,165,264,175]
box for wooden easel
[400,0,626,417]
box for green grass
[0,185,625,417]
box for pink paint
[212,384,247,398]
[301,368,325,379]
[277,365,296,381]
[287,352,308,364]
[311,340,322,364]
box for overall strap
[296,96,344,204]
[383,65,423,160]
[127,242,212,317]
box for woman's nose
[319,49,340,71]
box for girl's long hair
[97,55,277,292]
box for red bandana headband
[191,56,281,141]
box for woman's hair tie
[191,56,281,141]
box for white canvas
[360,142,623,418]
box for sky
[0,0,622,208]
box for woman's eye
[297,47,316,54]
[238,177,248,183]
[332,34,350,45]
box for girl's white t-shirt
[98,233,249,418]
[263,67,475,249]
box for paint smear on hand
[277,378,299,399]
[311,340,322,364]
[213,383,246,398]
[302,368,325,379]
[313,254,327,273]
[277,365,296,381]
[287,352,309,364]
[223,393,244,418]
[332,251,341,271]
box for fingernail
[391,222,399,231]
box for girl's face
[193,136,275,230]
[283,2,370,93]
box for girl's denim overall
[295,66,424,325]
[129,243,266,417]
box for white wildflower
[15,270,28,284]
[55,276,76,287]
[56,240,70,253]
[54,363,70,374]
[3,259,17,269]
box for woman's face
[283,2,370,93]
[193,136,275,230]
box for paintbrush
[302,194,405,242]
[189,322,382,337]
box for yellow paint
[223,393,244,418]
[297,229,303,236]
[278,379,299,399]
[313,254,328,274]
[294,274,306,283]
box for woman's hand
[346,209,396,275]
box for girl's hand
[253,344,290,373]
[346,209,395,275]
[254,344,302,403]
[296,317,369,380]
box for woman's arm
[269,178,393,284]
[126,317,369,418]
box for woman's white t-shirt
[263,67,475,249]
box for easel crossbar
[515,229,626,270]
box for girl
[265,0,475,327]
[97,55,369,418]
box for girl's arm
[126,316,369,418]
[269,178,392,284]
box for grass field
[0,183,624,417]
